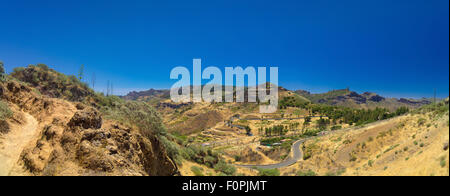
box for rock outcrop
[68,108,102,129]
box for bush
[0,101,12,133]
[101,99,182,163]
[331,125,342,131]
[296,170,316,176]
[302,143,318,160]
[257,168,280,176]
[102,100,167,137]
[325,168,346,176]
[417,118,426,126]
[234,155,242,162]
[191,166,204,176]
[0,101,12,121]
[395,106,409,116]
[368,160,374,167]
[213,160,236,176]
[440,156,446,168]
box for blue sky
[0,0,448,98]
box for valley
[0,63,448,176]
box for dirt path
[0,113,38,176]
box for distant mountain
[124,86,433,111]
[295,89,433,111]
[122,89,170,101]
[122,83,309,103]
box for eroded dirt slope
[0,80,179,176]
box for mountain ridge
[123,86,432,110]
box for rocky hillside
[0,65,179,176]
[296,89,432,111]
[10,64,95,102]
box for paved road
[237,139,305,169]
[236,115,404,170]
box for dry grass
[282,110,449,176]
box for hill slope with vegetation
[1,63,180,176]
[296,89,432,111]
[281,98,449,176]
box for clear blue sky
[0,0,448,98]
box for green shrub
[331,125,342,131]
[258,168,280,176]
[101,99,183,163]
[440,156,446,168]
[0,101,12,121]
[325,168,346,176]
[214,160,236,176]
[302,143,318,160]
[191,166,204,176]
[417,118,426,126]
[343,139,352,144]
[296,170,316,176]
[234,155,242,162]
[368,160,374,167]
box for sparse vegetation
[0,101,13,133]
[302,142,319,160]
[278,95,309,109]
[331,125,342,131]
[190,166,204,176]
[296,170,317,176]
[417,118,426,126]
[213,160,236,176]
[10,64,95,102]
[257,168,280,176]
[368,160,374,167]
[1,62,447,176]
[0,101,12,121]
[384,144,400,154]
[440,156,446,168]
[325,168,346,176]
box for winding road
[236,115,403,170]
[237,139,305,169]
